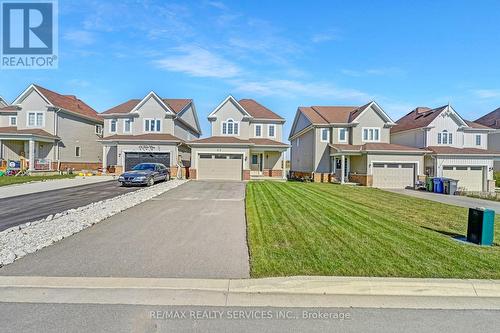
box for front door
[251,153,264,175]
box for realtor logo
[1,0,58,69]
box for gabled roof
[475,107,500,129]
[12,84,102,123]
[102,97,192,115]
[0,96,7,107]
[391,105,476,134]
[207,95,252,119]
[238,99,284,120]
[296,101,393,125]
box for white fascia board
[207,95,252,119]
[131,91,175,115]
[12,84,53,106]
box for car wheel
[147,177,154,187]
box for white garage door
[372,163,415,189]
[198,154,243,180]
[442,166,483,191]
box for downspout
[176,142,184,180]
[54,108,62,172]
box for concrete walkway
[388,189,500,211]
[0,181,250,279]
[0,175,116,199]
[0,275,499,309]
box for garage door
[372,163,415,189]
[198,154,242,180]
[442,166,483,191]
[124,152,170,171]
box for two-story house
[475,107,500,170]
[289,101,427,188]
[391,104,498,192]
[0,84,103,172]
[100,91,201,176]
[0,96,7,108]
[189,96,288,180]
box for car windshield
[132,163,156,171]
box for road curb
[1,276,499,309]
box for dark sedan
[118,163,170,186]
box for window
[222,119,239,135]
[124,119,132,133]
[75,146,81,157]
[268,124,276,138]
[476,134,481,146]
[144,119,161,132]
[110,119,117,133]
[255,124,262,137]
[9,116,17,126]
[362,128,380,142]
[338,128,347,142]
[321,128,330,142]
[95,124,102,134]
[27,112,44,127]
[252,154,258,164]
[438,130,449,144]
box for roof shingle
[238,99,283,120]
[0,126,59,139]
[475,107,500,129]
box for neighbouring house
[289,101,428,188]
[189,96,288,180]
[391,105,498,192]
[0,84,104,172]
[100,91,201,176]
[475,107,500,170]
[0,96,7,108]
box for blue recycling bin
[433,177,444,193]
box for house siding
[290,129,314,172]
[57,112,102,163]
[210,99,250,139]
[352,105,391,145]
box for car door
[158,164,167,180]
[153,165,161,181]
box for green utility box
[426,177,434,192]
[467,208,495,246]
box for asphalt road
[0,181,250,278]
[0,180,141,232]
[1,304,499,333]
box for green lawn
[495,171,500,187]
[246,181,500,279]
[0,174,76,187]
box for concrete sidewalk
[388,188,500,211]
[0,176,116,199]
[1,276,499,309]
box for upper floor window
[222,119,239,135]
[268,124,275,138]
[255,124,262,137]
[144,119,161,132]
[362,127,380,142]
[476,134,481,146]
[124,119,132,133]
[338,128,347,142]
[27,112,44,127]
[95,124,102,135]
[110,119,117,133]
[321,128,330,142]
[9,116,17,126]
[437,130,452,144]
[75,146,81,157]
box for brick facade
[263,169,283,177]
[189,168,197,179]
[52,162,101,171]
[243,170,251,181]
[349,174,373,186]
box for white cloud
[206,1,227,10]
[311,32,338,43]
[154,46,241,79]
[341,67,405,77]
[63,30,95,45]
[472,89,500,99]
[232,79,371,101]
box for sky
[2,0,500,137]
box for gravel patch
[0,180,187,267]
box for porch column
[102,145,107,174]
[340,155,345,184]
[282,151,286,179]
[332,157,336,173]
[28,139,35,171]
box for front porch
[249,149,287,180]
[0,137,57,173]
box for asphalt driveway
[0,181,250,279]
[0,181,141,232]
